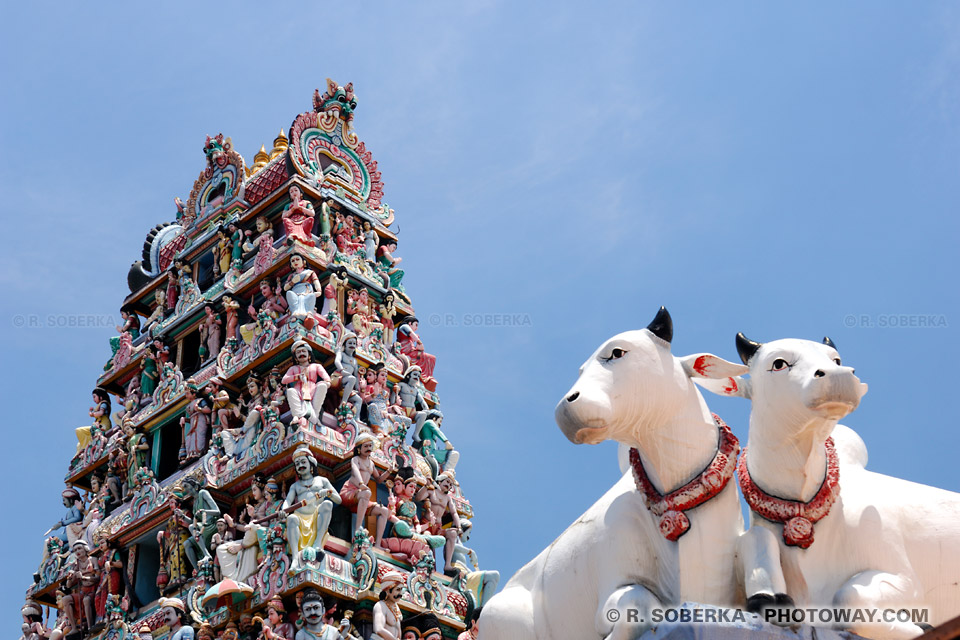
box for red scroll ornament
[628,414,740,541]
[737,437,840,549]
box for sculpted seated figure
[284,445,341,573]
[284,254,323,329]
[282,185,316,248]
[282,340,331,432]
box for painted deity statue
[361,221,379,263]
[378,292,397,343]
[19,601,48,640]
[415,471,462,574]
[414,410,459,480]
[64,540,98,633]
[295,588,357,640]
[282,340,331,432]
[182,477,221,569]
[160,598,195,640]
[222,295,241,347]
[199,304,222,361]
[384,467,445,557]
[94,538,123,623]
[283,445,341,573]
[332,213,362,255]
[451,520,500,607]
[333,333,363,416]
[218,477,268,584]
[339,433,393,546]
[157,494,192,589]
[243,215,276,275]
[375,240,404,291]
[214,226,234,277]
[75,387,113,455]
[240,279,287,345]
[110,306,141,358]
[284,254,323,329]
[282,185,316,247]
[221,373,270,462]
[47,488,85,546]
[395,317,436,384]
[141,288,166,337]
[180,381,212,463]
[346,289,383,339]
[371,572,405,640]
[123,419,149,497]
[259,597,296,640]
[139,345,159,399]
[360,364,390,433]
[392,366,429,441]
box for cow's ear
[679,353,749,380]
[694,375,751,399]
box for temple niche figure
[372,571,406,640]
[283,445,341,573]
[282,340,330,432]
[282,185,316,247]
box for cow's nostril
[566,392,580,402]
[814,370,825,378]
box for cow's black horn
[646,306,673,344]
[736,332,763,365]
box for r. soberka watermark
[604,606,929,626]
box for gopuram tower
[20,79,495,640]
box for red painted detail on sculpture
[693,355,710,376]
[629,414,739,541]
[737,437,840,549]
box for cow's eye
[833,358,842,366]
[605,348,627,361]
[770,358,790,371]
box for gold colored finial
[270,129,289,159]
[249,144,269,174]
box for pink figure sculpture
[282,185,315,247]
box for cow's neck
[629,389,720,496]
[746,411,836,503]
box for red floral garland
[737,437,840,549]
[629,414,740,541]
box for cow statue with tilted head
[479,308,749,640]
[697,334,960,640]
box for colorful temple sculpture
[21,79,496,640]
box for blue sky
[2,1,959,630]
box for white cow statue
[479,307,750,640]
[698,334,960,640]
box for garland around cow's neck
[628,414,739,541]
[737,437,840,549]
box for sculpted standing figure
[283,445,342,572]
[362,220,379,264]
[243,215,276,275]
[295,588,356,640]
[94,538,123,622]
[340,433,393,545]
[180,380,212,463]
[282,340,330,431]
[182,477,221,569]
[415,410,459,480]
[140,344,159,399]
[392,366,429,441]
[372,572,405,640]
[199,304,222,361]
[333,333,363,416]
[283,185,316,247]
[361,364,390,433]
[222,295,241,347]
[64,540,98,633]
[416,471,462,574]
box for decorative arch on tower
[288,80,392,225]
